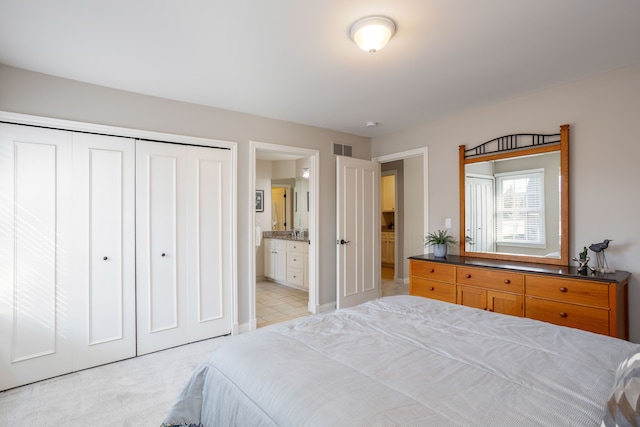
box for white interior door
[465,175,495,252]
[336,156,380,309]
[186,146,233,342]
[71,133,136,370]
[0,124,73,390]
[136,141,189,355]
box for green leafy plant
[424,229,457,248]
[579,246,588,261]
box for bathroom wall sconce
[350,16,396,54]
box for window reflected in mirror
[465,152,560,258]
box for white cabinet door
[71,133,136,370]
[274,241,287,282]
[381,232,395,266]
[0,124,73,390]
[186,145,233,342]
[303,250,309,289]
[263,239,273,279]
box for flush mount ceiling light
[350,16,396,54]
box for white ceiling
[1,0,639,138]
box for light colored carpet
[0,335,232,426]
[1,281,407,426]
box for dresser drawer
[457,266,523,293]
[287,241,305,252]
[287,268,303,286]
[410,260,455,283]
[410,278,456,304]
[287,252,303,269]
[525,297,609,335]
[525,276,609,308]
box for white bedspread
[164,295,639,426]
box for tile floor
[257,270,409,329]
[256,280,310,328]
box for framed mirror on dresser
[459,124,569,265]
[409,125,630,339]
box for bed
[163,295,640,426]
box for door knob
[339,239,351,245]
[103,256,108,261]
[161,253,166,257]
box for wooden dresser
[409,254,630,339]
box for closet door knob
[161,253,166,257]
[103,256,108,261]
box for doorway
[381,169,398,283]
[374,148,428,293]
[270,185,291,231]
[249,141,319,331]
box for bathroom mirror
[459,125,569,266]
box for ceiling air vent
[332,142,353,157]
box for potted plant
[424,229,457,257]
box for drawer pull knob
[429,269,434,273]
[429,287,435,291]
[559,287,568,293]
[504,279,510,284]
[559,312,568,318]
[465,274,471,279]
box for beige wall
[403,156,425,280]
[372,63,640,343]
[0,64,371,328]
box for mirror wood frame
[459,124,570,266]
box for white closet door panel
[0,124,73,391]
[136,141,188,355]
[14,143,57,358]
[186,147,232,341]
[72,133,135,370]
[90,149,124,341]
[149,155,180,331]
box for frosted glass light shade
[350,16,396,54]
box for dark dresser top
[409,253,631,284]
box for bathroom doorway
[250,141,319,331]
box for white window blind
[495,169,545,247]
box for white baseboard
[237,319,256,334]
[318,302,336,313]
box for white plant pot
[433,244,448,257]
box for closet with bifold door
[136,141,233,355]
[0,121,233,391]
